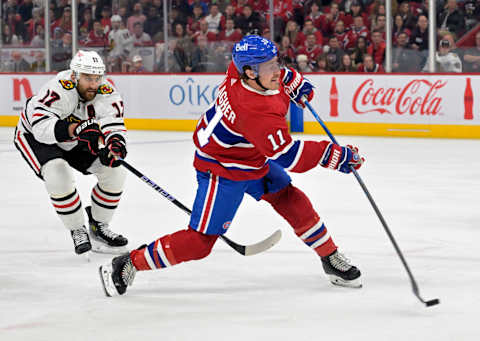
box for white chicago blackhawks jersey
[17,70,127,151]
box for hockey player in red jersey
[14,50,129,255]
[99,35,365,296]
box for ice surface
[1,127,479,340]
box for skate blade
[99,264,118,297]
[90,239,128,255]
[328,275,362,289]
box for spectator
[347,1,369,29]
[392,31,421,72]
[156,40,182,72]
[108,15,134,71]
[132,22,153,46]
[350,35,368,69]
[31,51,46,72]
[438,0,465,36]
[296,19,324,48]
[80,7,94,32]
[127,2,147,33]
[205,3,224,34]
[296,54,313,72]
[51,32,72,71]
[192,19,217,44]
[463,31,480,72]
[6,7,27,43]
[86,20,108,47]
[339,53,356,72]
[410,15,429,51]
[393,14,411,44]
[174,35,195,72]
[284,20,301,48]
[315,53,327,72]
[235,4,263,35]
[191,35,215,72]
[321,3,346,37]
[373,14,387,39]
[7,51,30,72]
[223,4,237,25]
[190,0,209,16]
[396,1,417,30]
[367,30,386,65]
[187,5,204,35]
[53,6,72,34]
[278,35,296,64]
[305,2,324,29]
[217,18,243,42]
[334,20,349,49]
[25,7,44,42]
[358,54,385,72]
[131,55,147,72]
[2,23,19,45]
[297,33,323,66]
[464,0,480,31]
[346,15,369,50]
[79,26,89,45]
[267,0,293,38]
[100,6,112,34]
[30,23,45,47]
[18,0,34,22]
[424,37,462,72]
[144,6,163,39]
[324,36,345,71]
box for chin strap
[254,76,269,91]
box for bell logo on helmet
[235,43,249,52]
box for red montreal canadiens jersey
[192,63,329,181]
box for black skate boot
[85,206,128,250]
[70,227,92,254]
[321,250,362,288]
[99,252,137,296]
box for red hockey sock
[262,184,337,257]
[130,228,219,271]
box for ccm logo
[328,149,341,169]
[235,43,248,52]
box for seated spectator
[223,5,237,26]
[205,3,224,34]
[396,1,416,30]
[410,14,429,51]
[108,16,134,72]
[31,51,46,72]
[217,18,243,42]
[127,2,147,33]
[86,21,108,47]
[284,20,301,48]
[174,35,195,72]
[368,30,386,65]
[250,0,268,16]
[5,8,27,43]
[100,6,112,34]
[7,51,30,72]
[79,26,89,45]
[392,31,421,72]
[2,23,20,45]
[438,0,465,37]
[80,7,94,32]
[315,54,327,72]
[52,6,72,34]
[423,37,462,72]
[324,36,345,71]
[132,22,153,46]
[131,55,147,73]
[297,33,323,66]
[350,36,368,69]
[339,53,356,72]
[190,0,209,16]
[278,35,296,64]
[26,7,44,41]
[192,19,217,44]
[187,5,205,36]
[334,20,349,50]
[51,32,73,71]
[191,35,216,72]
[296,54,313,72]
[464,0,480,31]
[30,23,45,47]
[235,4,263,35]
[346,15,369,50]
[296,19,324,48]
[463,31,480,72]
[18,0,34,22]
[357,54,384,72]
[373,14,387,40]
[321,3,346,37]
[305,2,324,30]
[393,14,411,45]
[144,7,163,38]
[347,1,369,29]
[266,0,293,38]
[156,39,182,72]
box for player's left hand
[281,67,314,108]
[320,143,364,174]
[99,135,127,167]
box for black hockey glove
[74,119,104,155]
[99,135,127,167]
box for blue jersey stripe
[272,140,301,168]
[205,106,251,146]
[148,243,166,268]
[195,152,261,172]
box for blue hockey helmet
[232,35,278,75]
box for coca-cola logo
[352,79,446,115]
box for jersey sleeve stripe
[33,107,60,118]
[196,149,264,170]
[31,116,50,127]
[285,140,304,171]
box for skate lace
[72,229,89,245]
[98,222,120,240]
[329,252,352,272]
[122,259,136,286]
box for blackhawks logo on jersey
[59,79,75,90]
[65,114,81,123]
[97,84,114,95]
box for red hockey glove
[74,119,104,155]
[320,143,364,174]
[99,135,127,167]
[281,67,314,108]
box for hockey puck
[425,299,440,307]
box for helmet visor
[258,58,280,76]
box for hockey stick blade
[220,229,282,256]
[118,158,282,256]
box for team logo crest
[222,221,231,230]
[97,84,114,95]
[59,79,75,90]
[65,114,81,123]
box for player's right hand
[281,67,314,108]
[73,119,104,155]
[320,142,364,174]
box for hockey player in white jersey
[14,50,129,255]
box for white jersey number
[267,129,286,151]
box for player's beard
[78,85,98,101]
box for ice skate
[321,250,362,288]
[85,206,128,254]
[99,252,136,297]
[70,227,92,254]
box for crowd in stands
[1,0,480,73]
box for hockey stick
[118,158,281,256]
[303,99,439,307]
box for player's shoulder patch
[59,79,76,90]
[97,84,114,95]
